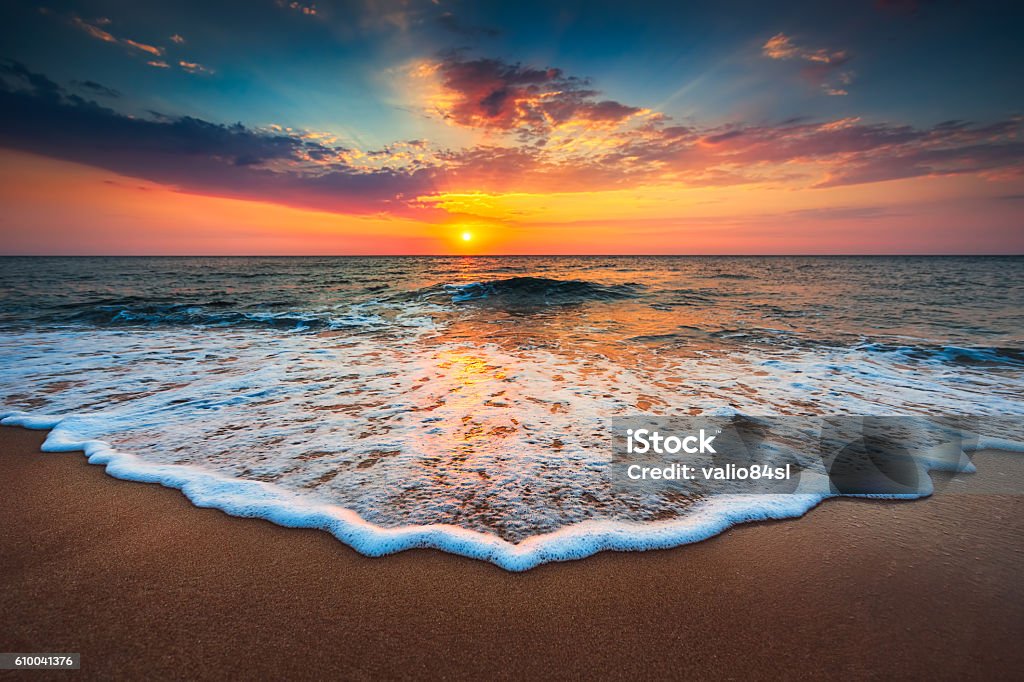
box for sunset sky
[1,0,1022,254]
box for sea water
[1,256,1022,569]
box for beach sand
[2,425,1023,680]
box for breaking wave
[417,276,644,308]
[858,343,1024,367]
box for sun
[461,230,473,242]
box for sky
[0,0,1022,254]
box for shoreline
[3,424,1023,679]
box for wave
[74,306,337,331]
[415,276,644,308]
[859,343,1024,367]
[701,272,757,280]
[67,306,381,332]
[8,277,646,329]
[623,332,1024,366]
[0,300,405,333]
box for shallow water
[1,256,1022,568]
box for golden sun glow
[461,230,473,242]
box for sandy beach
[2,424,1022,680]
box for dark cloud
[71,79,121,98]
[0,61,442,216]
[0,60,62,99]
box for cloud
[762,33,854,96]
[810,118,1024,186]
[0,60,1021,223]
[122,38,163,57]
[762,33,848,64]
[147,60,171,69]
[70,80,121,98]
[276,0,317,16]
[416,54,643,141]
[71,16,164,57]
[0,61,439,217]
[178,60,213,75]
[170,34,186,44]
[71,16,117,44]
[435,112,1023,195]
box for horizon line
[1,253,1022,258]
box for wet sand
[2,424,1022,680]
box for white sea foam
[0,410,837,570]
[2,321,1022,569]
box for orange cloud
[763,33,848,64]
[762,32,853,96]
[70,16,165,57]
[122,38,163,57]
[178,60,213,75]
[71,17,117,44]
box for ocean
[1,256,1022,569]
